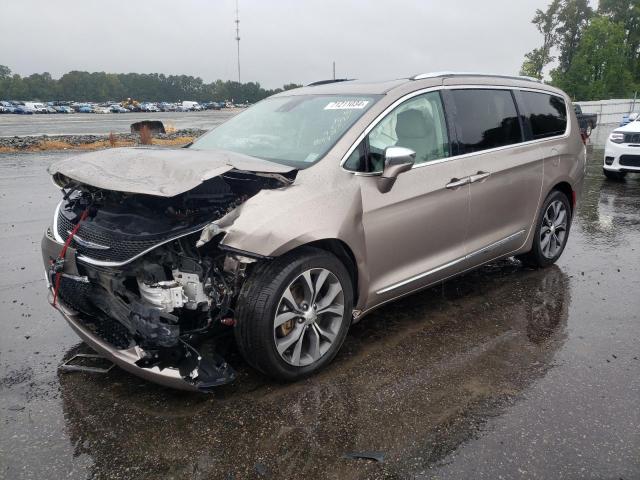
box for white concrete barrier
[575,98,638,147]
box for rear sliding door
[445,88,543,266]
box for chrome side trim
[340,85,570,176]
[376,257,465,295]
[466,230,526,260]
[375,230,526,295]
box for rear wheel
[603,169,626,181]
[518,190,572,268]
[235,247,353,381]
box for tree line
[0,65,302,103]
[521,0,639,101]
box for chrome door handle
[469,171,491,183]
[445,177,470,189]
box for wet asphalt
[0,111,237,137]
[0,150,639,479]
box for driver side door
[345,90,471,307]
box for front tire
[235,247,353,381]
[518,190,572,268]
[603,169,626,181]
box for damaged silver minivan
[42,73,585,391]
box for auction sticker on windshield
[324,100,370,110]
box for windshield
[190,94,380,168]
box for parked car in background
[620,112,638,126]
[93,106,112,114]
[0,101,17,113]
[140,102,159,112]
[604,116,640,181]
[24,102,48,113]
[78,105,93,113]
[41,73,585,391]
[110,105,128,113]
[181,100,201,111]
[15,104,35,114]
[203,101,222,110]
[573,104,597,137]
[53,105,73,113]
[158,102,176,112]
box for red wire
[52,209,89,307]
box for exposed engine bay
[44,168,295,390]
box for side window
[520,91,567,139]
[343,91,450,173]
[450,89,522,153]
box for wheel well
[552,182,574,212]
[297,239,359,305]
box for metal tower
[235,0,241,84]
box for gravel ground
[0,129,206,151]
[0,110,236,137]
[0,149,638,479]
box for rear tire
[518,190,572,268]
[235,247,353,381]
[603,169,626,181]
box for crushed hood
[48,147,295,197]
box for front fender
[219,179,370,310]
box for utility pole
[332,61,335,80]
[235,0,241,84]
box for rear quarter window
[449,89,522,154]
[519,91,567,139]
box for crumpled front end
[42,162,294,391]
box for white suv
[604,117,640,180]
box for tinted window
[520,91,567,139]
[450,89,522,153]
[344,91,450,172]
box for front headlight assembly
[609,132,625,144]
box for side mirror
[378,146,416,193]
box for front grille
[619,155,640,167]
[78,314,133,349]
[58,276,94,313]
[57,277,133,349]
[624,133,640,144]
[57,212,169,263]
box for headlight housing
[609,132,625,144]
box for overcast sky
[1,0,550,89]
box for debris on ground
[343,451,385,463]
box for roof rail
[307,78,354,86]
[410,71,542,83]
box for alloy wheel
[273,268,345,367]
[540,200,568,259]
